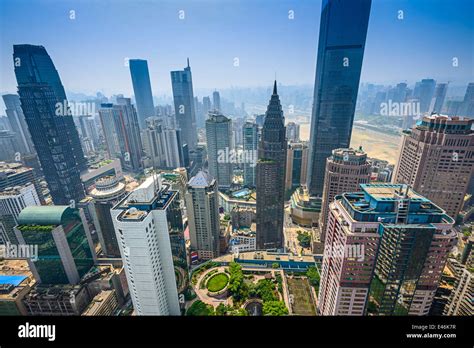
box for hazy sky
[0,0,473,100]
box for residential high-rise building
[461,82,474,117]
[443,259,473,316]
[206,113,233,189]
[98,99,143,173]
[14,206,96,284]
[318,184,456,316]
[185,171,220,260]
[306,0,371,197]
[203,96,211,118]
[142,117,183,170]
[243,122,258,187]
[2,94,34,155]
[429,83,448,114]
[171,59,197,151]
[319,147,371,241]
[129,59,155,129]
[89,176,127,258]
[286,122,300,142]
[111,175,181,315]
[212,91,221,112]
[13,44,86,205]
[256,81,287,250]
[394,115,474,219]
[285,142,309,193]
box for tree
[256,279,277,302]
[215,303,229,316]
[297,231,311,248]
[228,262,248,301]
[186,300,214,316]
[271,262,280,269]
[263,301,288,316]
[306,266,320,288]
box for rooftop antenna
[187,57,190,68]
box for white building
[0,183,41,221]
[230,228,256,252]
[111,175,181,315]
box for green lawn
[287,277,316,316]
[206,273,229,292]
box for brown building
[319,148,371,242]
[394,115,474,219]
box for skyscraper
[212,91,221,112]
[2,94,35,155]
[256,81,287,250]
[243,122,258,187]
[14,206,96,285]
[319,147,371,241]
[285,142,309,193]
[394,115,474,219]
[318,184,456,316]
[429,83,448,114]
[206,112,233,189]
[98,99,143,173]
[111,175,181,315]
[171,59,197,151]
[306,0,371,197]
[286,122,300,142]
[129,59,155,129]
[186,171,220,260]
[417,79,436,114]
[13,44,86,205]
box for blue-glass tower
[129,59,155,129]
[307,0,371,196]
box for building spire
[187,57,190,68]
[273,80,277,95]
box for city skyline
[0,0,472,107]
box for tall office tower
[243,122,258,187]
[129,59,155,129]
[98,100,143,173]
[111,176,181,315]
[186,171,220,260]
[0,130,20,161]
[2,94,34,155]
[13,45,86,205]
[194,96,205,128]
[0,162,44,204]
[212,91,221,112]
[318,184,456,316]
[306,0,371,197]
[206,112,233,189]
[319,148,370,242]
[394,115,474,219]
[171,59,197,151]
[429,83,448,114]
[14,206,96,284]
[89,176,127,258]
[74,115,100,152]
[286,122,300,142]
[203,96,211,118]
[443,260,473,316]
[285,142,309,192]
[256,82,287,250]
[417,79,436,114]
[142,117,184,169]
[462,82,474,117]
[0,183,41,221]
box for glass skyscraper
[306,0,371,196]
[13,44,86,205]
[129,59,155,129]
[171,59,198,152]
